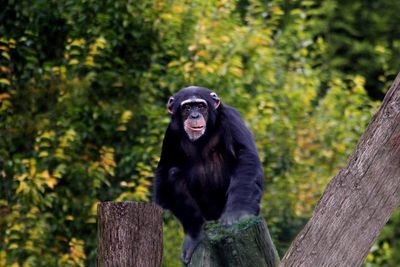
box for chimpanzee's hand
[219,210,251,226]
[181,233,203,265]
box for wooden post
[280,73,400,266]
[189,216,280,267]
[97,201,163,267]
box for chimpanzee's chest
[185,148,233,219]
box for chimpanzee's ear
[167,97,174,114]
[210,92,220,109]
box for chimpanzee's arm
[220,107,264,225]
[166,167,205,264]
[154,127,205,263]
[154,126,204,227]
[154,125,177,208]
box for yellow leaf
[91,201,99,215]
[230,67,242,77]
[95,36,107,49]
[197,50,209,58]
[46,177,58,189]
[0,251,6,266]
[16,181,28,194]
[188,45,196,51]
[0,78,11,85]
[39,151,49,158]
[0,66,11,74]
[29,159,37,176]
[41,170,50,179]
[65,215,74,221]
[14,173,27,182]
[167,60,180,68]
[199,37,211,45]
[68,59,80,65]
[1,52,10,60]
[160,13,173,20]
[9,244,18,250]
[70,38,85,47]
[85,217,96,224]
[116,125,127,131]
[120,110,133,124]
[85,56,95,66]
[194,62,206,69]
[40,130,55,139]
[30,206,39,214]
[25,240,34,251]
[220,36,230,43]
[55,148,65,159]
[172,5,184,14]
[10,223,22,231]
[0,100,11,112]
[270,5,284,16]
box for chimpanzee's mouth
[188,125,205,132]
[184,118,207,138]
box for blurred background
[0,0,399,266]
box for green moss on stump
[188,216,280,267]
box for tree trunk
[280,73,400,266]
[97,201,163,267]
[189,216,280,267]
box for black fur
[154,86,263,263]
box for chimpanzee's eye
[182,104,191,111]
[197,103,206,109]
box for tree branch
[280,73,400,266]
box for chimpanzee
[154,86,263,264]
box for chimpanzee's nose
[190,112,200,119]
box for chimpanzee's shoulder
[219,104,246,127]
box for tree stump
[189,216,280,267]
[97,201,163,267]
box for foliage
[0,0,398,266]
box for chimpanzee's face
[167,86,221,141]
[180,98,208,141]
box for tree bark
[189,216,280,267]
[97,201,163,267]
[280,73,400,266]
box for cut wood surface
[189,216,280,267]
[280,73,400,266]
[97,201,163,267]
